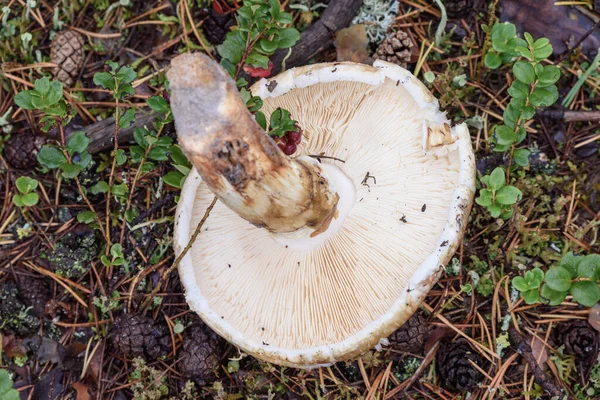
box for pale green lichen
[352,0,399,44]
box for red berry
[287,130,302,145]
[283,142,297,155]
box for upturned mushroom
[170,52,475,368]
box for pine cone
[51,30,85,87]
[437,339,484,391]
[373,31,418,68]
[3,132,48,169]
[110,313,170,360]
[388,312,429,354]
[16,273,50,315]
[203,10,235,45]
[444,0,473,19]
[556,321,598,359]
[178,324,224,381]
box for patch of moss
[0,283,39,336]
[46,231,99,279]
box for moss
[0,283,39,336]
[46,231,99,279]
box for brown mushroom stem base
[167,53,339,235]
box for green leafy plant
[38,130,91,179]
[12,176,39,207]
[218,0,300,79]
[13,76,68,132]
[101,243,126,267]
[0,369,19,400]
[484,22,560,165]
[512,252,600,307]
[475,167,522,218]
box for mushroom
[170,53,475,368]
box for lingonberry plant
[513,253,600,307]
[475,167,522,218]
[12,176,39,208]
[477,22,561,219]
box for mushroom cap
[174,61,476,368]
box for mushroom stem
[167,53,339,235]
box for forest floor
[2,0,600,399]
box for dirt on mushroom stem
[167,52,340,236]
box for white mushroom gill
[184,77,462,349]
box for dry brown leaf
[334,24,372,64]
[72,382,93,400]
[589,303,600,332]
[530,334,548,367]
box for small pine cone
[556,321,598,359]
[51,30,85,87]
[373,31,418,68]
[16,274,51,315]
[437,339,484,391]
[203,10,235,45]
[388,312,429,354]
[110,313,170,360]
[3,132,48,169]
[178,324,224,381]
[444,0,473,19]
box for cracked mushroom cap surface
[174,60,475,368]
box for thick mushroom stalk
[167,53,339,235]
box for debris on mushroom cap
[173,59,475,367]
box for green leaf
[101,255,111,267]
[12,194,23,207]
[93,71,116,90]
[91,181,109,195]
[116,85,135,99]
[276,27,300,48]
[0,369,20,400]
[147,96,170,114]
[74,151,92,169]
[38,146,67,169]
[513,148,530,167]
[255,111,267,131]
[217,30,246,64]
[484,51,502,69]
[14,90,38,109]
[526,267,545,289]
[570,281,600,307]
[495,185,522,205]
[115,149,127,166]
[523,289,540,304]
[148,147,169,161]
[258,38,279,53]
[524,32,534,46]
[169,145,189,166]
[20,192,39,206]
[67,131,90,154]
[513,61,536,84]
[118,108,136,129]
[111,183,128,197]
[537,65,560,86]
[545,267,572,292]
[111,243,123,258]
[488,202,502,218]
[173,323,184,334]
[488,167,505,190]
[515,46,533,61]
[532,40,553,60]
[521,106,535,120]
[275,11,293,24]
[507,80,529,99]
[16,176,38,194]
[34,76,50,96]
[540,284,567,306]
[77,210,97,224]
[61,163,81,179]
[163,171,185,188]
[577,254,600,278]
[529,86,558,107]
[245,52,270,69]
[559,252,582,277]
[476,188,493,207]
[116,66,136,84]
[494,125,517,145]
[512,276,530,292]
[47,81,64,105]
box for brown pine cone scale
[437,338,484,391]
[51,30,85,87]
[178,324,224,382]
[203,10,235,45]
[373,31,418,68]
[388,312,429,354]
[110,313,170,360]
[556,320,598,360]
[3,132,48,169]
